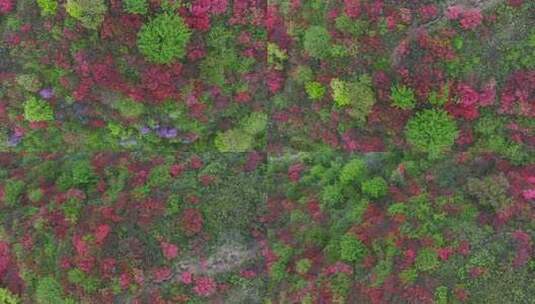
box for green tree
[361,177,388,199]
[305,81,326,101]
[405,109,458,159]
[339,233,367,263]
[303,26,331,59]
[137,14,191,64]
[65,0,107,30]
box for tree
[339,233,367,263]
[405,109,458,159]
[137,14,192,64]
[303,26,331,59]
[65,0,107,30]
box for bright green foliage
[4,179,25,207]
[267,42,288,70]
[339,158,367,185]
[112,98,145,118]
[305,81,326,101]
[390,84,416,110]
[405,109,458,159]
[122,0,148,14]
[15,74,41,92]
[137,14,191,64]
[415,248,439,272]
[214,129,254,152]
[65,0,107,30]
[303,26,331,59]
[0,288,19,304]
[296,258,312,275]
[330,78,351,107]
[339,233,367,263]
[35,276,64,304]
[240,112,268,135]
[466,173,511,210]
[23,97,54,122]
[361,177,388,199]
[435,286,448,304]
[37,0,58,16]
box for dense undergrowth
[0,0,534,303]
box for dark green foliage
[405,109,459,159]
[137,14,191,64]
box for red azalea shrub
[181,208,204,235]
[500,70,535,117]
[0,0,13,14]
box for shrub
[305,81,326,101]
[296,258,312,275]
[137,14,191,64]
[4,178,25,207]
[112,98,145,118]
[35,276,64,304]
[466,173,511,210]
[23,97,54,122]
[303,26,331,59]
[65,0,107,30]
[405,109,458,159]
[267,42,288,70]
[37,0,58,16]
[390,84,416,110]
[122,0,147,14]
[361,177,388,199]
[339,233,367,263]
[15,74,41,92]
[339,158,367,185]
